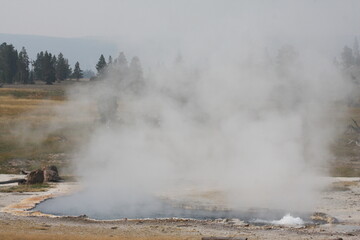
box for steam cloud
[28,1,356,219]
[43,44,348,219]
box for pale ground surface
[0,175,359,240]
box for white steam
[253,213,305,226]
[22,1,357,219]
[59,44,349,218]
[271,214,305,226]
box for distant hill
[0,33,118,71]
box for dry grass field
[0,83,360,176]
[0,183,51,193]
[0,83,94,174]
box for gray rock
[26,169,44,184]
[43,165,61,182]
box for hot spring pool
[33,193,316,225]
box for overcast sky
[1,0,360,62]
[0,0,359,37]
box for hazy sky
[1,0,360,62]
[1,0,359,38]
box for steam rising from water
[49,45,349,218]
[23,2,356,219]
[271,214,305,226]
[253,214,305,226]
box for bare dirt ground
[0,175,359,240]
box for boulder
[43,165,61,182]
[26,169,44,184]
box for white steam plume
[50,43,350,219]
[29,1,357,219]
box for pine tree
[44,52,56,84]
[33,51,56,84]
[33,51,44,80]
[56,53,71,81]
[115,52,128,67]
[353,37,360,66]
[129,56,144,93]
[0,43,18,84]
[341,46,355,69]
[129,57,143,81]
[16,47,30,84]
[96,54,107,76]
[72,61,83,80]
[114,52,129,82]
[66,59,72,78]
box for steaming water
[30,51,349,220]
[272,214,305,225]
[253,213,305,226]
[34,193,311,225]
[16,2,354,221]
[27,46,350,220]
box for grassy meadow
[0,83,94,174]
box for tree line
[0,42,83,84]
[337,37,360,84]
[339,37,360,69]
[93,52,144,93]
[93,52,144,124]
